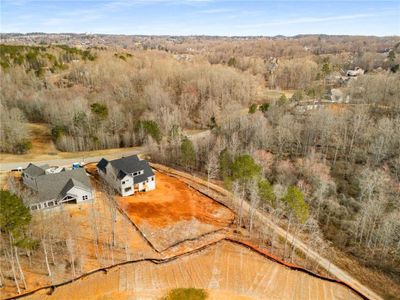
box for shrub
[51,125,67,141]
[90,103,108,119]
[258,179,276,206]
[259,103,270,112]
[218,148,233,179]
[162,288,207,300]
[180,137,196,169]
[15,140,32,154]
[136,120,162,143]
[248,103,257,114]
[228,57,236,67]
[277,94,288,105]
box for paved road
[0,148,143,172]
[0,128,209,173]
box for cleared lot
[0,175,157,299]
[114,171,235,251]
[25,241,362,300]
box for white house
[96,155,155,196]
[22,164,93,211]
[346,67,364,77]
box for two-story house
[96,155,155,196]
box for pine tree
[282,186,309,223]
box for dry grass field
[0,123,139,164]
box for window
[151,177,154,181]
[82,195,88,201]
[31,205,37,210]
[48,201,54,207]
[122,180,125,184]
[125,187,132,192]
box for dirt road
[151,163,382,300]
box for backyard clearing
[25,241,362,300]
[114,171,235,252]
[0,174,157,299]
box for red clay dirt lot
[114,171,235,251]
[25,241,362,300]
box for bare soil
[1,164,370,300]
[115,171,235,251]
[24,241,362,300]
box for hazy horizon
[1,0,399,36]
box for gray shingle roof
[33,169,91,203]
[107,155,154,183]
[109,155,140,173]
[23,163,47,177]
[59,178,91,199]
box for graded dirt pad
[24,241,362,300]
[115,171,235,251]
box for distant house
[96,155,155,196]
[346,67,364,77]
[22,163,93,211]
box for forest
[0,35,399,298]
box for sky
[1,0,399,36]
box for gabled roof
[33,168,92,204]
[23,163,47,177]
[109,155,140,174]
[117,170,127,180]
[104,155,154,183]
[59,178,91,199]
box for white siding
[146,176,156,191]
[96,161,156,196]
[138,182,144,192]
[66,186,93,203]
[120,175,134,196]
[97,165,135,196]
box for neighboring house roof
[23,163,47,177]
[33,168,91,204]
[98,155,154,183]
